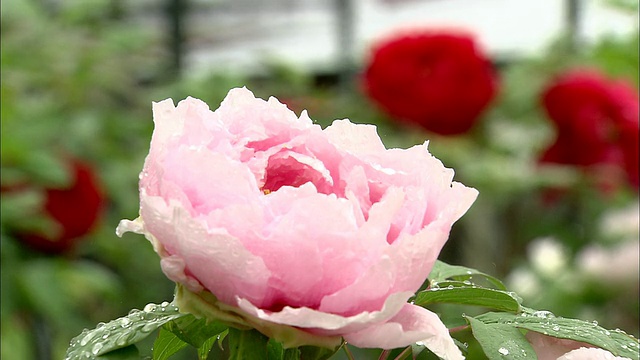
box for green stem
[393,346,412,360]
[343,344,356,360]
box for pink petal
[344,304,463,360]
[323,120,386,155]
[236,291,413,335]
[558,347,630,360]
[137,194,272,306]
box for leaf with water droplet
[475,311,639,360]
[428,260,507,290]
[65,302,185,359]
[466,316,536,360]
[413,281,521,313]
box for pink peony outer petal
[119,87,478,354]
[343,304,464,360]
[557,347,632,360]
[525,331,632,360]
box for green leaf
[413,281,521,313]
[96,345,140,360]
[153,328,188,360]
[65,302,186,359]
[228,328,269,360]
[267,338,286,360]
[297,345,340,360]
[466,316,537,360]
[198,336,217,360]
[162,313,228,348]
[475,311,640,359]
[429,261,506,290]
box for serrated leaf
[153,328,188,360]
[414,283,521,313]
[163,314,228,348]
[475,311,640,359]
[467,316,536,360]
[429,261,506,290]
[65,302,186,359]
[228,328,269,360]
[198,336,217,360]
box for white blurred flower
[528,237,568,277]
[577,240,639,285]
[600,201,639,242]
[506,267,541,299]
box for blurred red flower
[540,70,639,189]
[362,30,498,135]
[17,159,104,254]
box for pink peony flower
[362,29,498,136]
[526,331,631,360]
[117,87,477,358]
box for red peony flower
[17,159,104,254]
[362,30,498,136]
[539,70,639,189]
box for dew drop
[498,347,509,355]
[91,343,104,355]
[115,335,129,347]
[79,333,93,347]
[604,330,610,335]
[552,325,560,331]
[447,285,454,290]
[120,318,133,328]
[141,323,157,333]
[532,310,555,319]
[143,303,156,312]
[592,320,598,326]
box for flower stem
[393,346,412,360]
[343,344,356,360]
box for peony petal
[557,347,631,360]
[138,193,272,306]
[344,304,464,360]
[324,119,386,155]
[237,291,413,335]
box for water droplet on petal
[120,318,132,328]
[498,347,509,355]
[143,303,155,312]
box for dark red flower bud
[17,159,104,254]
[539,70,639,190]
[362,29,498,135]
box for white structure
[178,0,637,75]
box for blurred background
[1,0,638,359]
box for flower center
[262,151,333,194]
